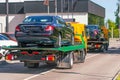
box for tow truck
[1,22,87,69]
[86,25,109,52]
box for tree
[107,19,119,38]
[115,0,120,29]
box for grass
[116,74,120,80]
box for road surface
[0,39,120,80]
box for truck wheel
[25,62,39,68]
[68,52,74,69]
[56,52,73,69]
[55,33,61,47]
[105,44,109,51]
[100,44,106,52]
[79,49,86,63]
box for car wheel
[18,42,26,47]
[55,33,61,48]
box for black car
[15,15,74,47]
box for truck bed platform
[2,44,85,52]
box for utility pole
[43,0,49,14]
[55,0,57,15]
[61,0,63,18]
[6,0,9,32]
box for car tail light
[45,25,54,31]
[15,26,21,31]
[21,51,28,55]
[46,55,55,61]
[32,51,39,55]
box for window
[23,16,53,23]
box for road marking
[23,54,99,80]
[24,74,39,80]
[23,69,55,80]
[86,54,99,59]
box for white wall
[0,0,43,3]
[0,12,88,32]
[59,13,88,25]
[26,12,88,25]
[0,15,6,33]
[9,14,25,32]
[0,14,25,32]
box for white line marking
[23,69,55,80]
[23,54,99,80]
[86,54,99,59]
[24,74,39,80]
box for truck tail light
[5,54,14,60]
[15,26,21,31]
[46,55,55,61]
[45,25,54,31]
[95,44,100,48]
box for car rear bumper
[16,36,55,45]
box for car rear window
[23,16,53,23]
[86,25,99,31]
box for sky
[91,0,118,22]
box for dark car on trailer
[15,15,74,47]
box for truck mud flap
[56,51,73,69]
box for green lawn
[116,74,120,80]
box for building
[0,0,105,32]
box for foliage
[115,3,120,28]
[107,19,119,38]
[114,0,120,29]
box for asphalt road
[0,39,120,80]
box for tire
[105,44,109,51]
[68,52,74,69]
[55,33,61,47]
[18,42,26,47]
[79,49,86,63]
[100,44,106,52]
[56,52,73,69]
